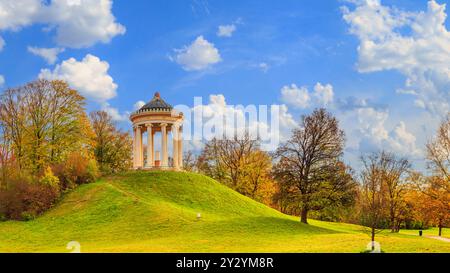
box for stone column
[172,124,179,170]
[133,126,137,169]
[146,124,153,168]
[178,126,183,168]
[136,126,142,168]
[161,123,168,167]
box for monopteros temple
[130,92,184,170]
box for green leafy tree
[89,111,132,173]
[0,79,89,173]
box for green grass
[0,171,449,253]
[400,227,449,238]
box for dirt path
[427,236,450,243]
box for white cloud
[0,0,41,31]
[342,0,450,115]
[356,107,390,146]
[101,102,129,122]
[280,82,335,109]
[279,104,298,132]
[39,54,117,102]
[172,36,221,71]
[313,82,334,106]
[187,94,297,151]
[27,46,65,64]
[0,75,4,87]
[217,24,236,37]
[388,121,420,156]
[133,100,146,111]
[341,0,408,42]
[281,84,311,109]
[340,106,421,157]
[0,0,125,48]
[0,36,4,51]
[45,0,126,48]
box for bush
[52,152,99,190]
[0,177,60,221]
[40,166,60,189]
[21,212,36,221]
[0,153,99,221]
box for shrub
[40,166,60,189]
[21,212,36,221]
[0,177,60,220]
[52,152,99,190]
[86,158,100,182]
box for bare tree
[273,108,346,224]
[217,134,258,188]
[183,150,197,172]
[427,113,450,193]
[0,87,27,170]
[379,152,410,232]
[359,152,389,250]
[0,125,14,190]
[198,134,258,189]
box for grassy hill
[0,171,449,253]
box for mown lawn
[0,171,449,253]
[400,227,449,239]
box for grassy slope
[0,171,449,253]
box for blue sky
[1,0,450,170]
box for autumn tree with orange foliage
[239,150,275,204]
[423,115,450,235]
[0,79,98,220]
[423,176,450,236]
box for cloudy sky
[1,0,450,169]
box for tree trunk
[300,205,308,224]
[371,227,376,251]
[439,226,443,237]
[390,214,396,233]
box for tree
[0,87,27,170]
[272,174,298,214]
[0,80,98,220]
[427,113,450,192]
[239,150,275,203]
[89,111,132,173]
[197,134,259,190]
[0,79,89,173]
[310,162,358,222]
[46,80,88,162]
[273,108,347,224]
[0,125,14,190]
[416,175,450,236]
[424,114,450,235]
[377,152,410,232]
[196,138,227,182]
[197,134,277,204]
[359,152,389,250]
[182,150,197,172]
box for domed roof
[138,92,173,112]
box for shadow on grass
[199,216,343,236]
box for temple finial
[154,92,160,98]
